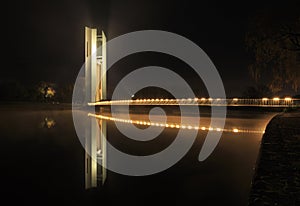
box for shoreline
[0,102,72,111]
[248,109,300,205]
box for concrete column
[85,27,98,103]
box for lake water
[0,107,277,205]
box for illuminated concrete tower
[85,27,107,102]
[85,27,107,188]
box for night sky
[3,0,300,97]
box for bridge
[88,97,300,107]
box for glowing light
[43,117,55,128]
[233,128,239,133]
[273,97,280,101]
[284,97,292,101]
[262,98,268,101]
[88,113,266,134]
[233,98,238,101]
[201,98,206,101]
[45,87,56,98]
[194,98,198,101]
[208,98,213,101]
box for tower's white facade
[85,27,107,102]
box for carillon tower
[85,27,107,103]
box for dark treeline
[1,81,299,103]
[0,81,73,103]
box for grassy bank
[249,109,300,205]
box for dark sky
[3,0,300,96]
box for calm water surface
[0,108,277,205]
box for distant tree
[57,84,74,103]
[0,80,29,101]
[36,81,56,102]
[246,12,300,93]
[242,85,272,98]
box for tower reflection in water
[83,109,267,189]
[85,116,107,189]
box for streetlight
[284,97,292,101]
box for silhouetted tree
[36,81,56,102]
[246,10,300,93]
[57,84,74,103]
[242,85,272,98]
[0,80,28,101]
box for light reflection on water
[0,108,277,205]
[79,108,275,205]
[40,117,56,128]
[88,112,265,134]
[81,108,277,205]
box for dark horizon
[2,0,300,99]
